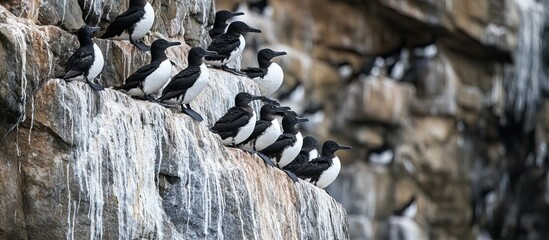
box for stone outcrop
[0,1,348,239]
[211,0,549,239]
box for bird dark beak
[250,95,263,101]
[245,26,262,33]
[168,41,181,47]
[274,51,287,57]
[337,145,353,150]
[204,50,218,56]
[91,26,101,33]
[276,106,291,111]
[230,12,245,17]
[296,118,309,123]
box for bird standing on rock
[100,0,155,51]
[204,21,262,74]
[157,47,219,122]
[283,136,319,173]
[260,115,308,168]
[239,104,289,165]
[60,25,105,91]
[210,92,263,146]
[242,48,287,96]
[293,140,352,188]
[209,10,245,40]
[115,39,181,101]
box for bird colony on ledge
[55,0,352,190]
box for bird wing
[211,108,251,132]
[283,152,309,172]
[63,47,94,78]
[240,120,271,145]
[116,63,159,90]
[242,67,267,79]
[260,133,296,156]
[101,8,145,38]
[158,68,200,100]
[292,157,331,179]
[206,34,241,57]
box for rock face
[0,1,348,239]
[212,0,549,239]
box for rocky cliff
[215,0,549,239]
[0,1,349,239]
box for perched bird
[157,47,219,122]
[204,21,261,74]
[260,115,308,168]
[60,25,105,91]
[387,48,409,81]
[210,92,263,146]
[293,140,352,188]
[367,144,394,166]
[248,0,272,16]
[209,10,244,40]
[283,136,319,173]
[115,39,180,101]
[240,104,288,152]
[277,80,305,113]
[242,48,287,96]
[389,196,425,240]
[100,0,154,51]
[393,196,417,218]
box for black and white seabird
[260,115,308,168]
[293,140,352,188]
[242,48,287,96]
[100,0,155,51]
[367,144,394,166]
[60,25,105,91]
[393,196,417,218]
[240,104,287,151]
[115,39,180,100]
[389,196,424,240]
[209,10,245,40]
[157,47,219,122]
[211,92,263,146]
[283,136,319,173]
[204,21,262,74]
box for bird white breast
[108,3,154,40]
[222,111,256,146]
[277,132,303,168]
[390,61,405,81]
[254,119,282,151]
[369,150,393,165]
[308,149,319,160]
[402,201,417,218]
[132,2,154,40]
[142,60,172,95]
[182,64,209,104]
[315,156,341,188]
[225,35,245,70]
[87,43,104,81]
[256,63,283,96]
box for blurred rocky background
[216,0,549,239]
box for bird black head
[257,48,286,67]
[188,47,218,66]
[260,104,288,120]
[258,48,287,61]
[77,25,100,46]
[129,0,148,7]
[302,136,318,152]
[260,97,281,106]
[227,21,262,34]
[281,115,308,133]
[322,140,352,156]
[150,39,181,62]
[215,10,244,23]
[234,92,263,107]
